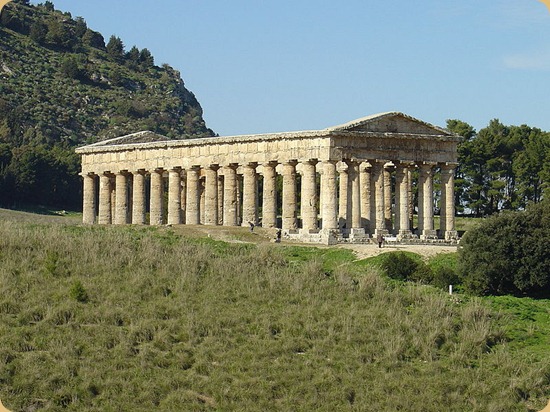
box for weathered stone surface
[77,112,461,244]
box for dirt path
[337,243,458,260]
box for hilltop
[0,0,214,210]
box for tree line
[448,119,549,217]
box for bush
[378,252,433,283]
[458,200,550,297]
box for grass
[0,212,549,411]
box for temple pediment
[86,131,170,147]
[327,112,453,136]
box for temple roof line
[76,112,459,154]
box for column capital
[169,166,182,173]
[133,169,147,176]
[244,162,258,169]
[205,164,220,171]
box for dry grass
[0,215,548,411]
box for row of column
[82,160,457,239]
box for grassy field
[0,210,548,411]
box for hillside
[0,0,214,210]
[0,215,549,411]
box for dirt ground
[336,243,458,260]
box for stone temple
[76,112,460,244]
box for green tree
[458,200,550,297]
[106,35,124,60]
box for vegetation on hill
[0,0,213,210]
[0,216,549,411]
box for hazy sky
[35,0,550,136]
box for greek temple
[76,112,460,244]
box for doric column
[372,161,387,235]
[132,170,146,225]
[338,164,348,229]
[186,166,201,225]
[217,175,224,225]
[440,164,458,240]
[223,164,238,226]
[242,163,258,226]
[115,171,129,225]
[168,168,182,225]
[360,163,372,233]
[407,168,414,230]
[321,160,338,230]
[204,165,219,226]
[347,160,362,229]
[180,170,187,224]
[395,163,411,238]
[262,161,278,228]
[199,178,205,224]
[300,159,318,232]
[150,168,164,226]
[110,176,116,223]
[419,163,437,239]
[282,160,298,230]
[98,172,112,225]
[82,173,96,225]
[384,163,394,232]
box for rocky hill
[0,0,214,210]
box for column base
[397,230,414,240]
[320,229,340,245]
[420,229,438,240]
[348,227,369,240]
[374,228,389,236]
[445,230,459,241]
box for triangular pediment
[83,131,170,148]
[327,112,453,136]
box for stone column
[395,163,412,238]
[217,175,224,225]
[199,178,205,224]
[82,173,96,225]
[384,163,394,232]
[407,168,414,228]
[338,164,348,230]
[346,160,362,229]
[440,164,458,240]
[321,160,338,230]
[300,159,318,232]
[223,164,238,226]
[180,170,187,224]
[186,166,201,225]
[372,161,387,235]
[262,161,278,228]
[132,170,146,225]
[419,163,437,239]
[242,163,258,226]
[360,163,372,233]
[150,168,164,226]
[115,172,129,225]
[204,165,219,226]
[282,160,298,231]
[168,168,182,225]
[98,172,112,225]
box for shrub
[378,252,433,283]
[458,200,550,297]
[70,280,88,303]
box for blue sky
[35,0,550,136]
